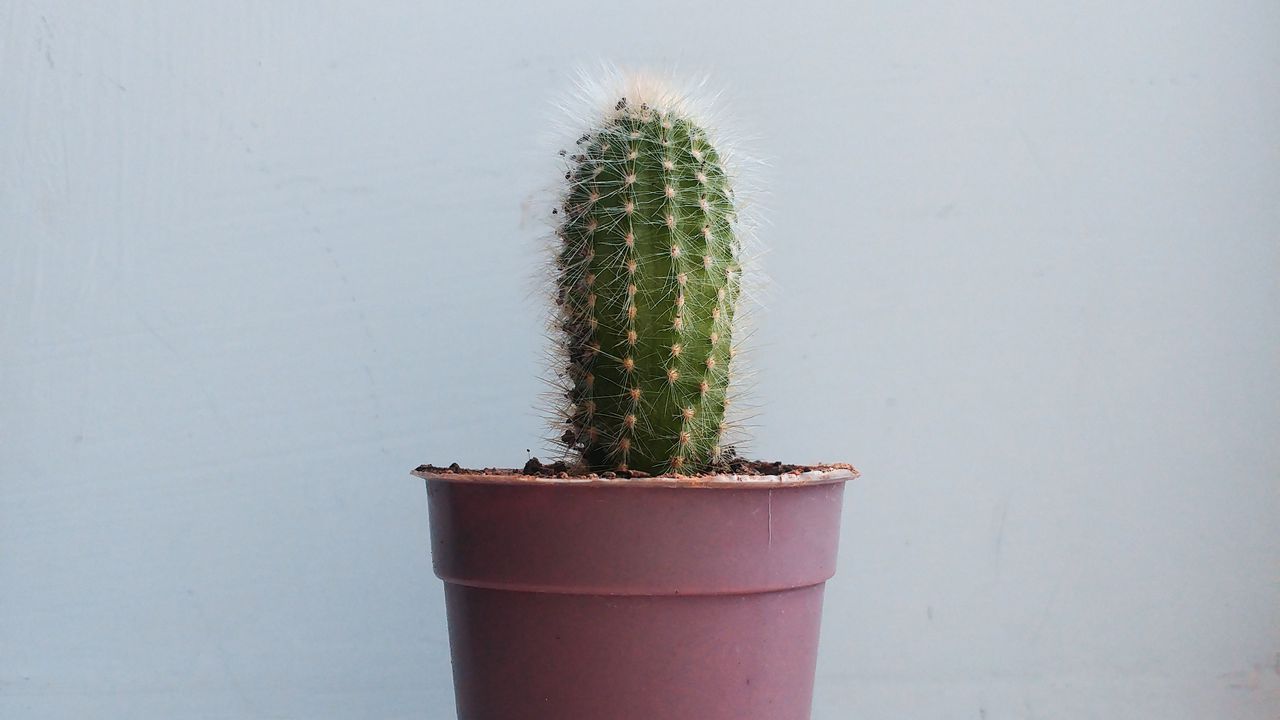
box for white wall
[2,2,1277,718]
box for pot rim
[412,465,858,489]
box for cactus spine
[554,83,742,475]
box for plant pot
[415,466,857,720]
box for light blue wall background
[3,1,1277,718]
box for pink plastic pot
[416,467,856,720]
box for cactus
[552,77,743,475]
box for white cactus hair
[532,63,768,469]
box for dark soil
[415,448,856,480]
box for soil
[415,448,857,480]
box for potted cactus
[415,72,857,720]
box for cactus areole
[555,95,741,475]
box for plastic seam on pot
[434,576,835,597]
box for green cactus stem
[554,92,742,475]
